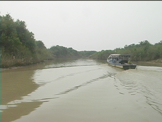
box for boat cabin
[107,54,131,64]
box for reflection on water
[1,59,162,122]
[1,59,102,122]
[1,70,38,105]
[1,102,43,122]
[1,65,43,122]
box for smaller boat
[107,54,136,70]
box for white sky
[1,1,162,51]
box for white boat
[107,54,136,70]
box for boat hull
[123,64,136,70]
[107,60,136,70]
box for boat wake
[115,66,162,115]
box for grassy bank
[134,59,162,67]
[0,50,52,68]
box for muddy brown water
[1,59,162,122]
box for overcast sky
[1,1,162,51]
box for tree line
[0,14,161,67]
[0,14,95,68]
[0,14,50,67]
[90,40,162,61]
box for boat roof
[109,54,131,58]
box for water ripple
[115,68,162,115]
[56,72,114,96]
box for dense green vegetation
[78,51,97,58]
[0,14,51,67]
[0,14,161,68]
[49,45,80,59]
[90,40,162,62]
[0,14,95,68]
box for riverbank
[0,59,50,71]
[1,58,162,72]
[0,58,81,71]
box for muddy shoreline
[0,58,80,71]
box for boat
[107,54,136,70]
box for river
[1,59,162,122]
